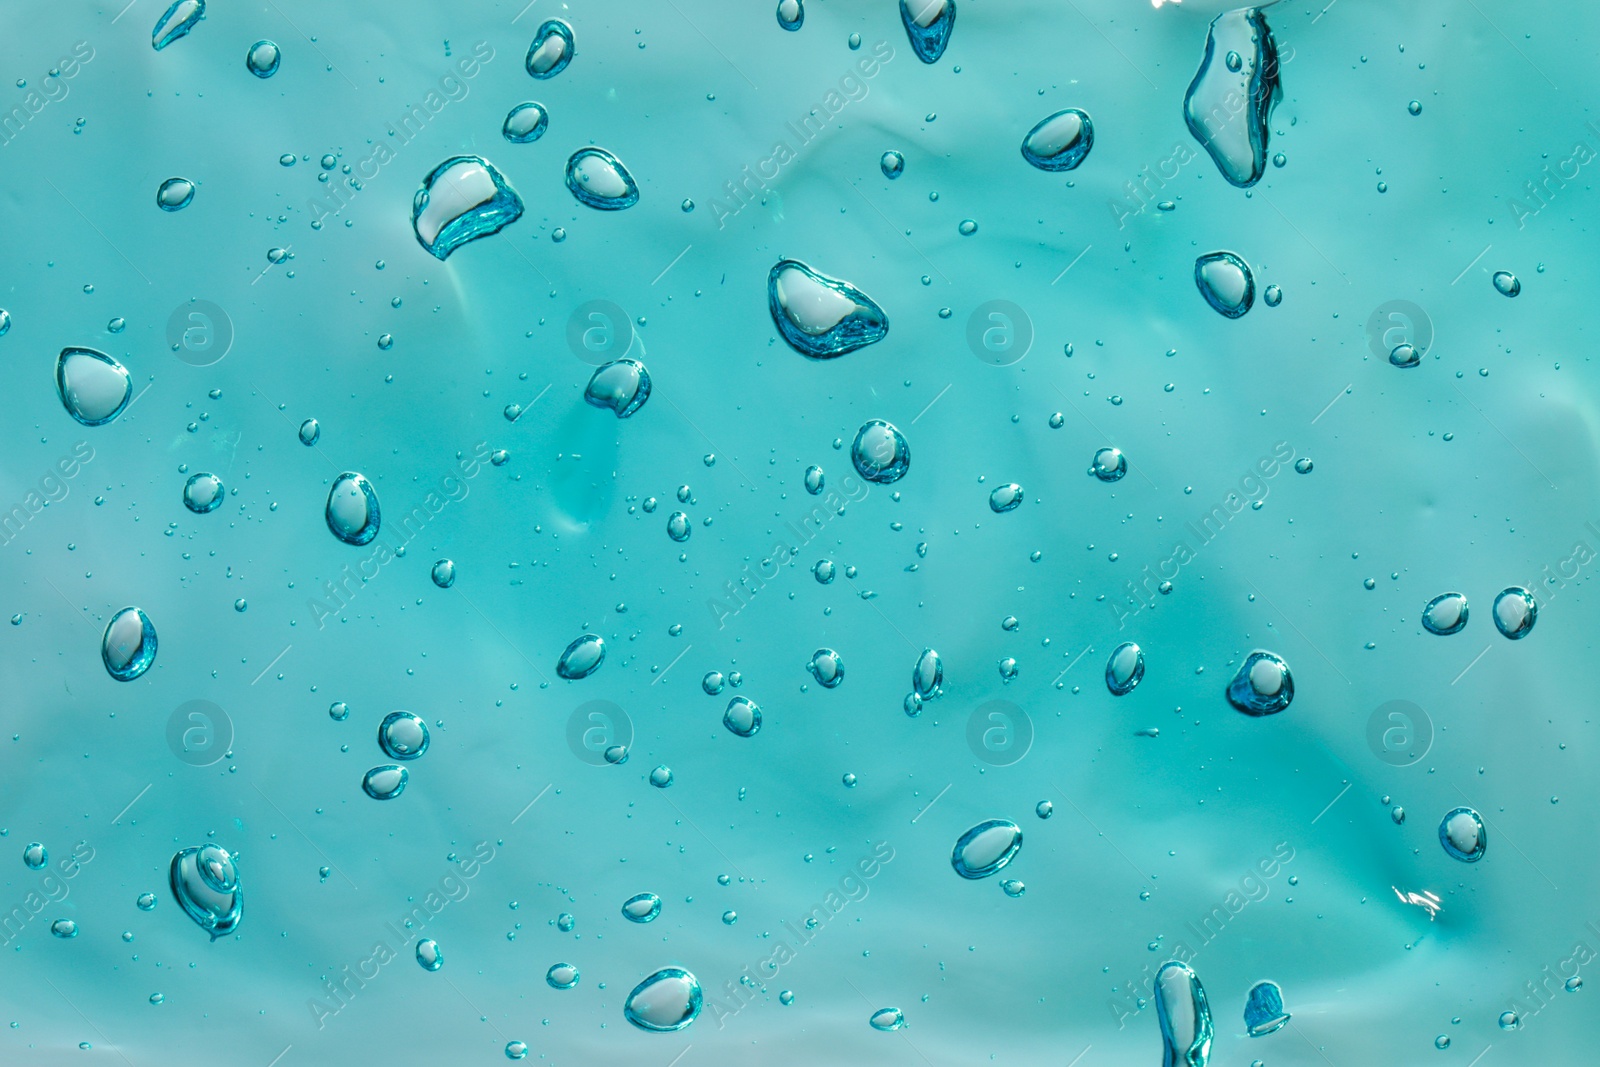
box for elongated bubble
[1021,109,1094,172]
[912,648,943,698]
[153,0,205,51]
[412,156,524,260]
[768,260,888,358]
[558,634,607,679]
[502,102,549,144]
[900,0,955,64]
[1106,641,1145,696]
[622,892,662,923]
[624,967,702,1032]
[1183,7,1280,188]
[1155,961,1213,1067]
[362,765,408,800]
[526,20,575,79]
[950,819,1021,879]
[566,148,639,210]
[169,844,242,939]
[325,472,381,546]
[1195,251,1255,318]
[103,607,157,681]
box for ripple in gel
[1492,587,1536,639]
[378,712,430,760]
[326,472,381,545]
[808,648,845,688]
[152,0,204,51]
[1105,641,1145,696]
[622,892,662,923]
[546,963,580,990]
[584,358,651,417]
[1089,447,1127,482]
[56,347,132,426]
[1020,108,1094,171]
[182,472,224,514]
[1155,961,1214,1067]
[723,696,762,738]
[525,20,575,79]
[102,607,157,681]
[900,0,955,63]
[1195,251,1255,318]
[1439,806,1486,862]
[245,40,280,78]
[1422,592,1469,635]
[566,148,639,210]
[624,967,703,1032]
[169,844,242,939]
[23,843,47,870]
[989,484,1024,513]
[557,634,606,679]
[156,177,195,211]
[416,938,443,971]
[1226,650,1293,716]
[430,559,456,589]
[502,102,549,144]
[912,648,943,698]
[768,259,889,358]
[412,156,523,259]
[776,0,803,31]
[869,1007,905,1031]
[1243,980,1290,1036]
[1183,6,1280,187]
[362,765,408,800]
[950,819,1022,879]
[852,419,910,483]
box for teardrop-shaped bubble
[1492,270,1521,297]
[808,648,845,688]
[1226,650,1293,716]
[989,484,1024,513]
[502,102,549,144]
[156,177,195,211]
[950,819,1022,879]
[1155,961,1214,1067]
[565,147,639,210]
[900,0,955,64]
[1020,108,1094,172]
[768,259,889,358]
[622,892,662,923]
[804,466,826,494]
[1183,7,1280,187]
[912,648,943,698]
[416,938,443,971]
[169,844,242,939]
[1106,641,1145,696]
[1492,586,1536,639]
[1438,806,1486,862]
[624,967,703,1032]
[869,1007,906,1031]
[723,696,762,738]
[557,634,606,679]
[152,0,205,51]
[412,156,524,260]
[246,39,281,78]
[546,963,581,990]
[852,419,910,484]
[880,150,905,179]
[378,711,430,760]
[584,358,651,417]
[776,0,804,31]
[1389,342,1421,369]
[1195,251,1255,318]
[183,472,225,514]
[56,347,132,426]
[525,19,575,79]
[298,418,320,446]
[1422,592,1468,635]
[430,559,456,589]
[362,765,408,800]
[23,843,47,870]
[1243,979,1290,1037]
[326,472,381,546]
[102,607,157,682]
[1089,447,1127,482]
